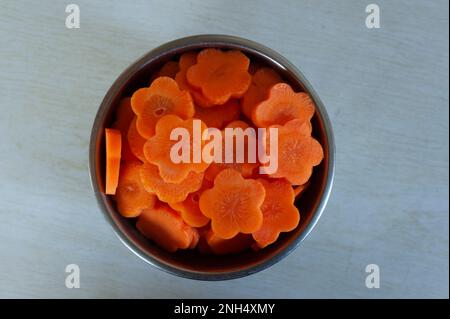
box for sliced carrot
[204,120,258,182]
[139,163,204,203]
[105,128,122,195]
[150,61,179,84]
[252,178,300,248]
[186,49,251,105]
[242,67,282,119]
[136,204,198,252]
[168,180,211,227]
[204,229,254,255]
[131,77,194,138]
[143,115,210,183]
[175,51,214,108]
[294,181,310,198]
[199,168,265,239]
[112,98,138,161]
[264,119,323,185]
[193,99,240,129]
[252,83,315,127]
[116,161,156,217]
[127,117,147,162]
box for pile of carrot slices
[104,48,323,254]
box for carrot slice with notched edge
[204,229,254,255]
[252,83,315,127]
[139,163,204,203]
[204,120,259,182]
[127,117,147,162]
[131,77,194,139]
[116,161,156,217]
[252,178,300,248]
[242,67,282,119]
[149,61,179,84]
[105,128,122,195]
[175,52,214,108]
[168,179,212,227]
[186,49,252,105]
[136,204,199,252]
[199,168,265,239]
[263,119,323,185]
[193,99,240,129]
[143,115,210,183]
[112,98,138,161]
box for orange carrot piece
[175,51,214,108]
[252,83,315,127]
[204,229,254,255]
[105,128,122,195]
[112,98,138,161]
[127,117,147,162]
[265,119,323,185]
[252,178,300,248]
[186,49,251,105]
[193,99,240,129]
[139,163,204,203]
[204,120,258,182]
[143,115,210,183]
[241,67,282,119]
[199,169,265,239]
[131,77,194,138]
[150,61,179,84]
[136,205,198,252]
[168,180,212,227]
[116,161,156,217]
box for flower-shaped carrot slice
[136,204,199,252]
[168,180,212,227]
[186,49,251,105]
[127,117,147,162]
[194,99,240,129]
[175,52,214,108]
[139,163,204,203]
[204,120,259,182]
[112,98,138,161]
[265,119,323,185]
[252,83,315,127]
[116,161,156,217]
[131,77,194,138]
[143,115,210,183]
[199,169,265,239]
[204,229,254,255]
[241,67,282,118]
[252,178,300,248]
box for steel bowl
[89,34,335,280]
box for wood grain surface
[0,0,448,298]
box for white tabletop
[0,0,448,298]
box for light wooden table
[0,0,448,298]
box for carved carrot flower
[186,49,252,105]
[252,83,315,127]
[143,115,209,183]
[131,77,194,138]
[252,178,300,248]
[265,119,323,185]
[199,169,265,239]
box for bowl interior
[91,36,332,280]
